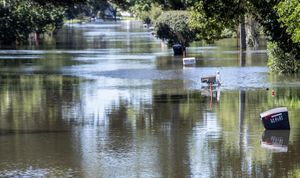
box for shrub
[267,42,299,73]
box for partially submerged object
[173,44,185,55]
[260,107,290,130]
[182,57,196,66]
[201,75,216,84]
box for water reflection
[1,20,300,177]
[261,130,290,152]
[0,74,82,130]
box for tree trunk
[240,50,246,66]
[239,15,247,51]
[246,16,260,49]
[34,32,40,46]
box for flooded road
[1,20,300,177]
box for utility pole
[238,0,247,51]
[240,15,247,51]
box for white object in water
[183,57,196,65]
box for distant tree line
[0,0,299,73]
[0,0,124,45]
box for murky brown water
[1,20,300,177]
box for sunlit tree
[189,0,300,72]
[276,0,300,43]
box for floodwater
[0,20,300,178]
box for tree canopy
[188,0,299,56]
[250,0,300,59]
[1,0,299,70]
[32,0,87,6]
[188,1,236,43]
[0,0,65,44]
[154,11,196,47]
[276,0,300,43]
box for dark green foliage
[189,0,243,43]
[154,11,196,47]
[161,0,186,10]
[33,0,87,6]
[189,0,299,52]
[65,0,109,19]
[0,0,66,45]
[251,0,300,59]
[113,0,197,11]
[0,5,31,44]
[276,0,300,43]
[188,0,299,72]
[110,0,131,10]
[157,0,197,10]
[267,42,299,73]
[130,2,162,24]
[189,2,226,43]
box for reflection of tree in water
[265,87,300,177]
[215,89,300,177]
[56,27,88,49]
[152,91,207,177]
[240,50,246,67]
[105,99,134,153]
[155,56,184,70]
[0,74,81,130]
[83,86,300,177]
[0,74,83,177]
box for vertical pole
[210,82,212,111]
[239,15,246,68]
[240,49,246,67]
[239,90,245,150]
[240,15,247,51]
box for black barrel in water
[260,107,290,130]
[172,44,185,55]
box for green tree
[0,2,30,44]
[267,42,299,73]
[251,0,300,73]
[189,1,234,43]
[250,0,299,57]
[153,0,197,10]
[154,11,196,54]
[65,0,109,20]
[33,0,87,6]
[0,0,85,45]
[30,3,65,35]
[129,1,162,24]
[189,0,246,48]
[189,0,299,72]
[276,0,300,43]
